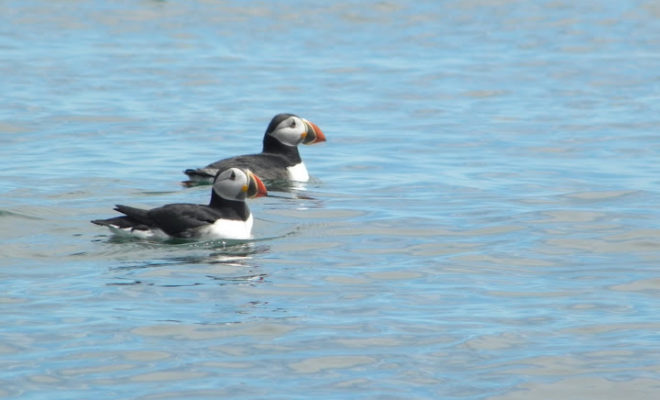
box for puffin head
[265,113,326,147]
[213,167,267,201]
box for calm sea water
[2,1,660,399]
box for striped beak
[301,119,326,145]
[245,170,267,198]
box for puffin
[183,113,325,187]
[92,168,267,240]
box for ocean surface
[2,1,660,399]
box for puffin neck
[209,190,250,220]
[262,135,302,163]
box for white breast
[198,214,254,240]
[286,162,309,182]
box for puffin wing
[113,205,152,225]
[185,154,290,181]
[147,204,222,238]
[184,155,258,180]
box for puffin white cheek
[273,127,304,147]
[229,184,241,199]
[214,181,241,200]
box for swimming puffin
[92,168,267,240]
[183,113,325,187]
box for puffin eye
[290,119,297,128]
[230,171,236,180]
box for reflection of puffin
[92,168,266,240]
[183,113,325,186]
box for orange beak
[302,119,326,145]
[246,170,267,198]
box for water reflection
[106,241,270,287]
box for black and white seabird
[92,168,267,240]
[183,113,326,187]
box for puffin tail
[184,168,216,179]
[182,168,216,187]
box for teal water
[2,1,660,399]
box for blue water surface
[1,1,660,399]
